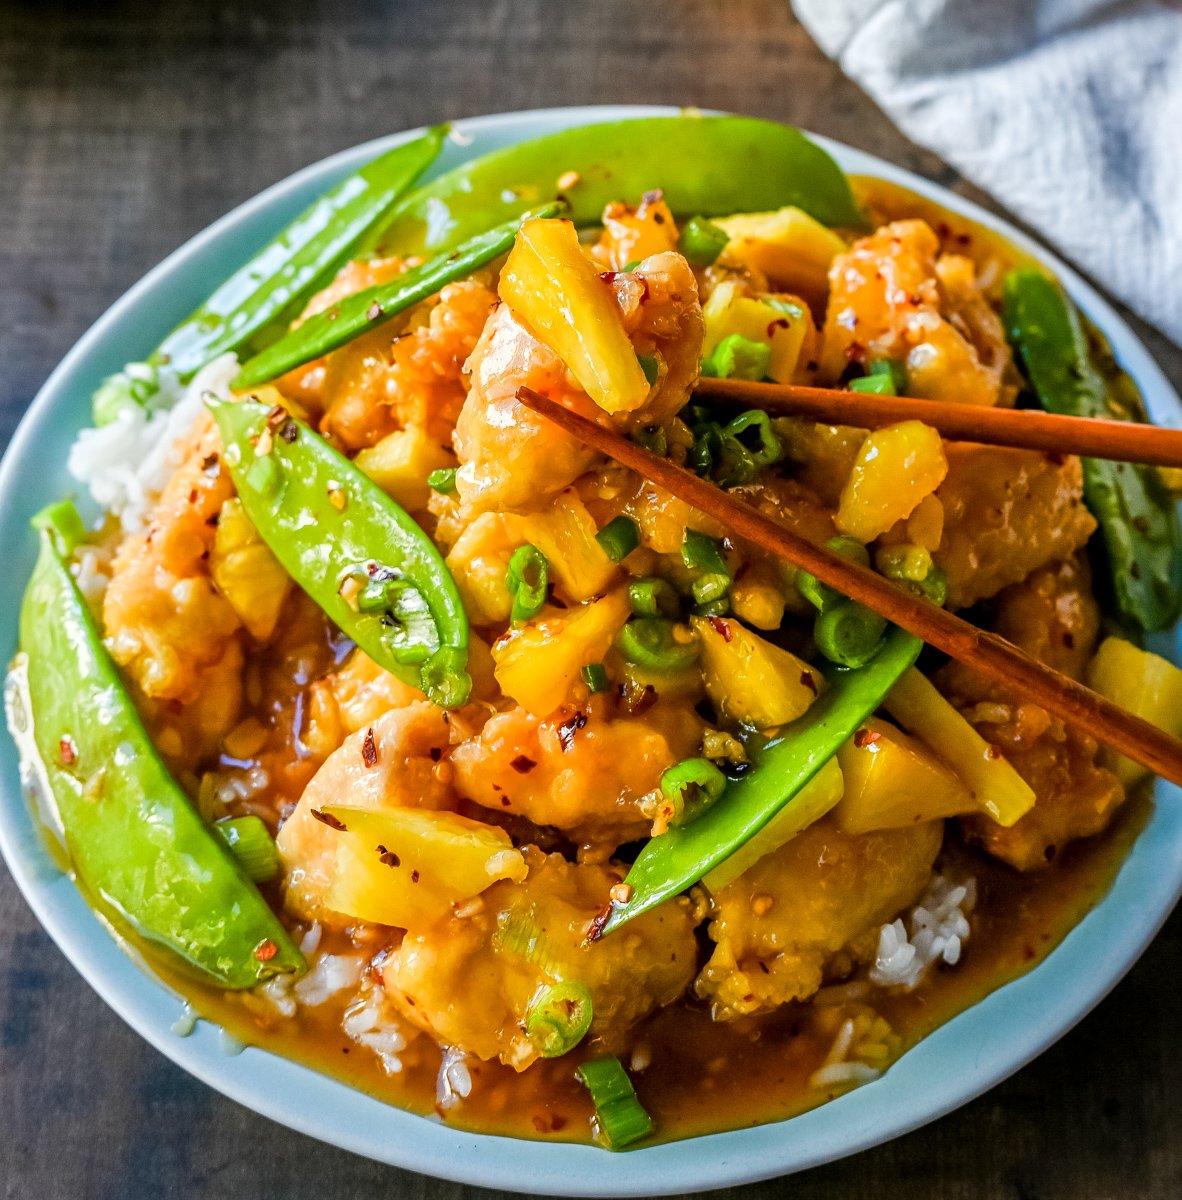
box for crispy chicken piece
[933,444,1096,610]
[450,698,704,852]
[277,703,456,921]
[102,414,243,764]
[454,252,703,515]
[696,816,942,1019]
[820,219,1016,408]
[381,852,698,1069]
[939,557,1125,870]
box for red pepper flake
[985,744,1001,760]
[187,488,199,504]
[766,318,790,337]
[629,684,658,716]
[598,270,619,284]
[410,869,420,883]
[201,453,219,474]
[800,671,818,695]
[377,844,401,868]
[361,727,378,768]
[557,711,588,752]
[853,727,882,748]
[709,617,733,643]
[254,939,278,962]
[585,901,613,943]
[428,746,442,762]
[311,808,347,831]
[58,735,77,767]
[510,754,537,774]
[278,419,298,444]
[1062,631,1076,649]
[367,301,384,322]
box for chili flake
[362,727,378,768]
[254,939,278,962]
[311,808,347,831]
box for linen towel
[791,0,1182,345]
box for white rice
[343,984,409,1076]
[870,873,977,991]
[435,1045,473,1110]
[67,353,239,533]
[293,952,365,1007]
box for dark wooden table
[2,2,1179,1196]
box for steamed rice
[870,873,977,990]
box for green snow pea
[598,628,921,935]
[235,203,561,388]
[376,116,865,257]
[9,502,304,988]
[1003,268,1182,633]
[156,126,447,380]
[210,399,471,707]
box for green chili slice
[722,409,783,467]
[376,116,864,258]
[1003,267,1182,633]
[815,600,888,668]
[210,398,471,708]
[616,618,698,673]
[596,515,641,563]
[701,334,770,382]
[678,215,730,266]
[156,127,447,383]
[600,628,922,933]
[215,816,281,884]
[525,981,594,1058]
[235,204,561,388]
[9,504,304,988]
[577,1056,654,1149]
[660,757,727,825]
[507,544,549,623]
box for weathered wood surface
[1,2,1178,1196]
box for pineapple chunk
[493,589,631,715]
[702,281,812,384]
[597,196,679,271]
[836,420,948,543]
[883,668,1035,826]
[1086,636,1182,789]
[693,615,822,731]
[321,805,527,930]
[704,757,844,891]
[729,566,787,631]
[715,207,848,296]
[499,218,650,414]
[354,426,455,512]
[210,498,291,640]
[835,717,973,833]
[447,493,618,625]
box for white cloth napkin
[790,0,1182,346]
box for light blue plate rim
[1,105,1179,1196]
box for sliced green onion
[795,536,869,612]
[849,372,894,396]
[215,816,280,884]
[637,354,660,386]
[491,910,563,977]
[577,1056,654,1149]
[622,258,642,272]
[693,595,730,618]
[633,424,668,456]
[596,515,641,563]
[691,572,730,605]
[427,467,458,494]
[628,577,680,619]
[525,981,594,1058]
[92,361,159,426]
[681,529,730,576]
[659,756,727,825]
[723,409,783,467]
[507,544,548,623]
[701,333,770,382]
[678,216,730,267]
[616,618,698,673]
[815,600,887,668]
[581,662,610,693]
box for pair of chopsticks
[515,383,1182,787]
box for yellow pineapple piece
[715,207,848,296]
[209,498,291,640]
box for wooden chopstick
[694,377,1182,469]
[516,385,1182,787]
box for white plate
[1,105,1180,1195]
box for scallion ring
[628,577,680,619]
[596,515,641,564]
[577,1056,654,1149]
[616,618,698,673]
[814,599,888,668]
[506,544,548,623]
[525,980,594,1058]
[659,756,727,825]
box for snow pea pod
[210,399,471,707]
[152,126,448,382]
[234,203,560,388]
[376,116,865,258]
[1003,268,1182,633]
[9,503,304,988]
[599,628,921,934]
